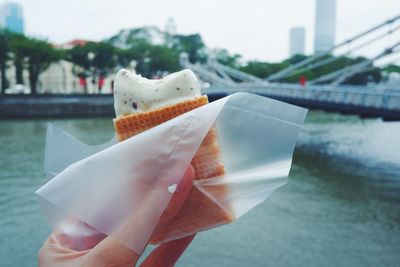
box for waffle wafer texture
[113,95,234,243]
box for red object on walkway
[79,77,86,88]
[299,75,306,86]
[98,76,105,91]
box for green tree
[146,45,179,75]
[67,42,117,92]
[213,48,241,68]
[117,41,152,75]
[67,44,91,77]
[172,34,207,63]
[116,41,179,77]
[346,68,381,85]
[239,61,289,78]
[383,64,400,74]
[22,38,61,94]
[9,33,29,85]
[89,42,117,75]
[116,47,136,69]
[284,54,308,65]
[282,69,316,83]
[66,44,91,92]
[0,31,11,92]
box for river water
[0,111,399,267]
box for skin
[39,167,196,267]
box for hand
[39,167,196,267]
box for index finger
[87,166,195,265]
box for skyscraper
[0,2,24,34]
[314,0,336,53]
[289,27,306,57]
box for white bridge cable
[180,56,237,87]
[309,41,400,85]
[266,14,400,82]
[208,61,235,82]
[180,54,263,86]
[287,24,400,78]
[209,62,265,83]
[331,43,400,86]
[339,57,400,77]
[374,55,400,68]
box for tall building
[0,2,24,34]
[289,27,306,57]
[314,0,336,53]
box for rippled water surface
[0,111,399,267]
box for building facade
[0,38,115,94]
[1,60,114,94]
[0,2,24,34]
[314,0,336,53]
[289,27,306,57]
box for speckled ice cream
[113,69,201,117]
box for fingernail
[168,184,177,194]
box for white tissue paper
[36,92,307,254]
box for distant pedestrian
[299,75,306,87]
[98,76,105,93]
[79,77,87,92]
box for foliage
[308,56,381,85]
[239,61,289,79]
[0,30,11,92]
[107,26,164,49]
[282,69,316,83]
[67,41,117,77]
[346,68,381,85]
[9,33,30,84]
[172,34,207,63]
[107,27,207,65]
[115,41,179,77]
[213,48,241,68]
[0,31,60,94]
[383,64,400,74]
[20,38,61,94]
[284,54,308,65]
[145,45,179,75]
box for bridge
[181,14,400,121]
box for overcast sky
[7,0,400,62]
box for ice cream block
[113,69,233,243]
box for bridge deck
[207,84,400,121]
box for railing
[206,83,400,111]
